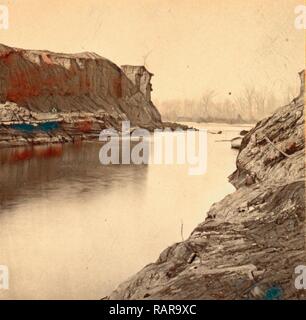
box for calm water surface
[0,123,252,299]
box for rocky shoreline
[0,102,186,149]
[109,71,305,300]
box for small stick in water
[180,219,184,241]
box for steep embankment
[0,43,163,147]
[110,71,305,300]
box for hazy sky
[0,0,304,102]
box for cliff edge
[110,71,305,300]
[0,44,165,147]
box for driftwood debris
[215,139,232,142]
[264,136,293,159]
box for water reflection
[0,124,250,299]
[0,143,148,211]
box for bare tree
[253,87,268,119]
[200,90,217,118]
[158,85,284,123]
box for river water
[0,123,252,299]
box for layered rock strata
[110,71,305,300]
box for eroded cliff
[0,43,164,147]
[110,71,305,300]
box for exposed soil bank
[0,44,186,148]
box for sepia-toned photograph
[0,0,305,307]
